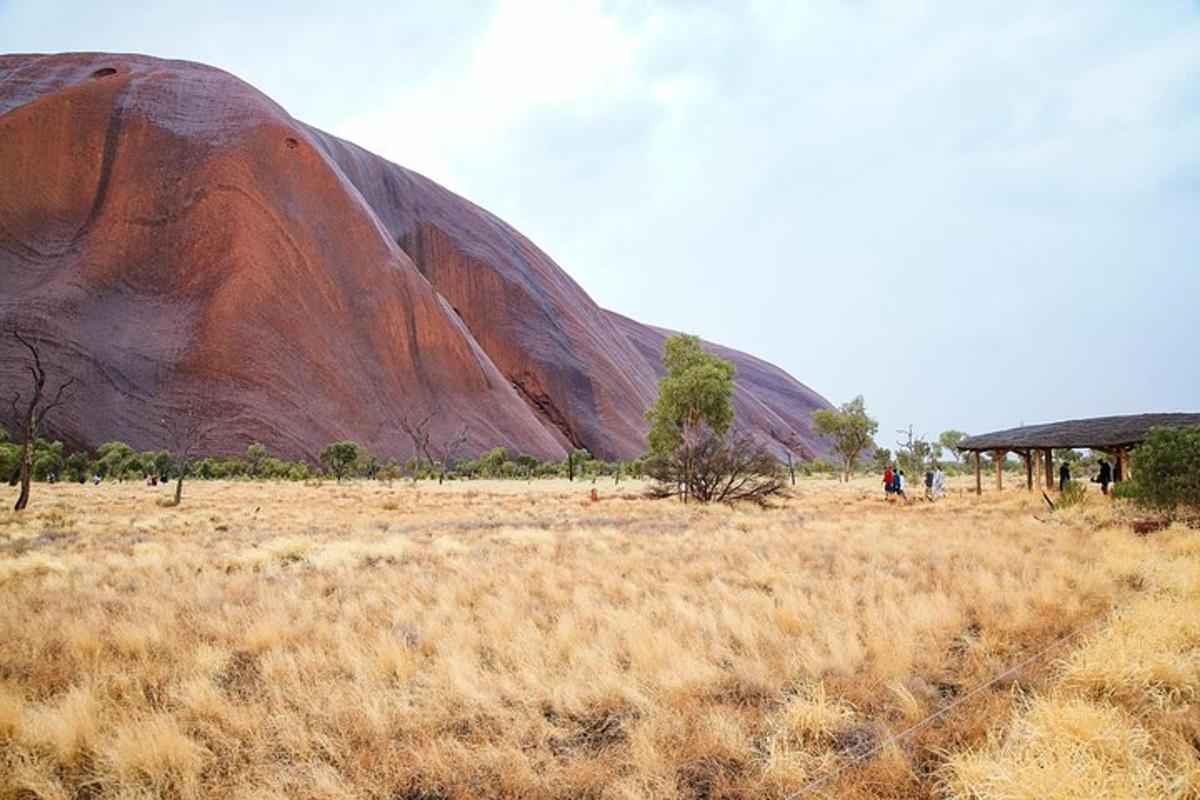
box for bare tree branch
[33,376,78,430]
[398,413,433,462]
[160,402,214,506]
[8,330,79,511]
[647,428,786,506]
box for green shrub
[319,441,364,482]
[1117,426,1200,514]
[0,441,21,483]
[1055,479,1088,509]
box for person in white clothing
[932,465,945,499]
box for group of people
[883,464,945,501]
[1060,459,1120,494]
[882,459,1116,498]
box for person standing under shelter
[1059,461,1070,491]
[1096,459,1112,495]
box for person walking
[895,469,907,501]
[933,465,945,498]
[883,465,894,497]
[923,467,934,500]
[1059,461,1070,492]
[1097,459,1112,495]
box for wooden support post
[1124,447,1133,481]
[1116,447,1130,483]
[974,451,981,496]
[1024,450,1033,491]
[994,450,1004,490]
[1044,448,1054,490]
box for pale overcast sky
[3,1,1198,445]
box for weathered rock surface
[0,52,833,460]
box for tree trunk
[682,437,691,504]
[173,474,184,506]
[14,437,33,511]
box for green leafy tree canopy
[939,430,966,463]
[319,441,364,482]
[645,334,736,456]
[811,396,879,482]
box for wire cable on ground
[784,609,1114,799]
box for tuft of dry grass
[0,477,1194,798]
[943,521,1200,800]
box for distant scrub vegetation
[0,428,866,489]
[0,428,656,485]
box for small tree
[870,446,893,473]
[515,453,539,479]
[31,440,64,481]
[0,426,16,484]
[939,430,966,464]
[895,424,934,477]
[645,334,736,501]
[97,441,134,480]
[397,413,469,484]
[161,406,212,506]
[64,450,92,483]
[8,331,77,510]
[151,450,173,483]
[811,396,878,482]
[1115,426,1200,515]
[566,447,591,481]
[247,442,268,477]
[480,447,508,478]
[320,441,363,482]
[644,335,781,504]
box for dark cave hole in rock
[92,67,118,78]
[284,137,299,149]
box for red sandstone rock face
[0,53,833,461]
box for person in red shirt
[883,465,894,497]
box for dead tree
[9,331,76,511]
[399,413,469,484]
[161,405,212,506]
[398,413,433,482]
[434,426,469,484]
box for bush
[1116,426,1200,515]
[320,441,364,482]
[647,430,786,506]
[1055,480,1088,509]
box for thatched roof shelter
[958,413,1200,452]
[956,412,1200,495]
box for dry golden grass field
[1,477,1197,799]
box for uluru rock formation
[0,52,833,461]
